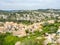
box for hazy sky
[0,0,60,10]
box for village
[0,9,60,45]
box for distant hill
[0,9,60,23]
